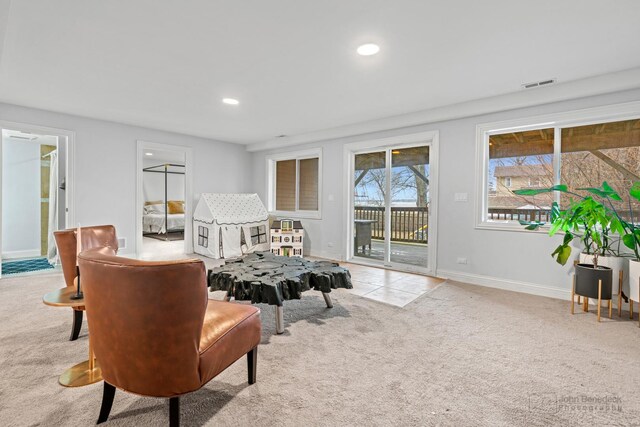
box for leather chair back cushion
[54,225,118,288]
[78,249,208,397]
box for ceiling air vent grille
[521,78,557,89]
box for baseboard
[2,249,41,260]
[307,250,344,262]
[437,269,571,301]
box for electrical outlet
[327,242,334,248]
[456,257,468,265]
[454,193,468,202]
[118,237,127,249]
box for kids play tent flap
[193,193,270,259]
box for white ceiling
[0,0,639,145]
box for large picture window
[267,148,322,218]
[477,103,640,229]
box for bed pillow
[144,204,166,214]
[168,200,184,214]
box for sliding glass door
[353,151,386,262]
[351,144,431,272]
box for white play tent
[193,193,270,259]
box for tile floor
[340,261,444,307]
[137,239,444,308]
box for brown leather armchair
[54,225,118,341]
[78,248,261,426]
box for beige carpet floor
[1,271,639,426]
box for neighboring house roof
[494,164,551,177]
[271,220,303,230]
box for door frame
[0,120,76,276]
[136,140,193,256]
[343,130,439,276]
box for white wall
[142,159,185,204]
[250,88,640,300]
[1,135,40,257]
[0,102,252,254]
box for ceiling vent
[521,78,557,90]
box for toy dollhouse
[270,219,304,257]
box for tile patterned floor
[339,261,445,307]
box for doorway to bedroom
[136,141,192,261]
[0,123,74,278]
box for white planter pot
[629,259,640,303]
[579,253,627,297]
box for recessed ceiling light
[145,152,153,156]
[357,43,380,56]
[222,98,240,105]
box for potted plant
[514,184,622,307]
[579,182,640,314]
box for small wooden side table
[43,287,102,387]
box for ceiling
[0,1,639,145]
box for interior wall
[142,159,185,204]
[250,88,640,299]
[1,135,40,257]
[0,102,252,255]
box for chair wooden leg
[70,309,83,341]
[584,297,589,312]
[597,280,602,322]
[630,299,634,320]
[97,382,116,424]
[248,346,258,385]
[169,397,180,427]
[608,299,612,319]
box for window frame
[198,225,208,248]
[475,101,640,232]
[250,225,267,245]
[266,147,323,219]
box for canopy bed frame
[142,163,185,240]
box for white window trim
[475,100,640,232]
[266,147,323,220]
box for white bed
[143,213,185,234]
[143,202,185,234]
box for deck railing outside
[355,206,640,244]
[354,206,428,243]
[486,208,640,223]
[486,208,551,222]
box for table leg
[275,306,284,334]
[58,333,102,387]
[322,292,333,308]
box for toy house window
[198,226,208,248]
[250,225,267,245]
[281,220,293,232]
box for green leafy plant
[513,183,625,267]
[578,182,640,262]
